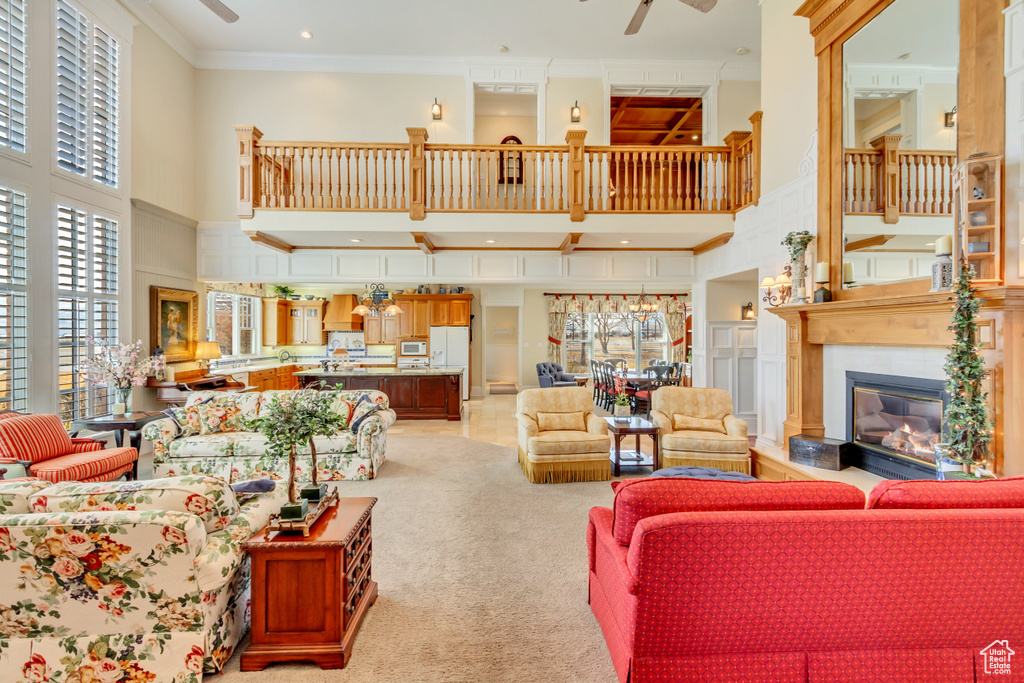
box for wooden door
[382,316,400,344]
[449,299,470,326]
[397,299,413,337]
[706,321,758,434]
[429,300,449,327]
[363,316,381,344]
[412,300,430,337]
[288,306,305,344]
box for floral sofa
[143,390,396,483]
[0,475,285,681]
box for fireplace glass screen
[852,387,943,464]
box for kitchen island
[295,368,463,421]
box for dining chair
[607,358,628,371]
[590,360,601,403]
[633,366,674,419]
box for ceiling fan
[581,0,718,35]
[132,0,239,23]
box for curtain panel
[545,294,689,362]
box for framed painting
[150,286,199,363]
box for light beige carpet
[220,435,620,683]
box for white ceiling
[132,0,762,67]
[843,0,958,68]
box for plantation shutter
[56,0,88,175]
[0,0,27,153]
[91,26,118,187]
[57,204,119,422]
[0,186,27,411]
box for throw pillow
[349,395,381,431]
[673,414,727,434]
[232,478,276,494]
[162,405,203,438]
[197,397,248,435]
[537,411,586,432]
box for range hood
[323,294,363,331]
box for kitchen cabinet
[249,368,278,392]
[298,370,463,420]
[363,315,399,344]
[449,299,470,326]
[429,300,450,327]
[396,297,431,338]
[262,298,290,347]
[287,301,327,345]
[276,365,297,390]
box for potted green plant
[939,263,992,479]
[273,284,295,299]
[247,387,349,519]
[782,230,813,303]
[612,392,632,418]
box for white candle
[795,287,806,300]
[843,262,854,284]
[815,262,829,283]
[935,235,953,255]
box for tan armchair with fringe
[650,387,750,474]
[516,387,611,484]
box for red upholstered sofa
[0,414,137,482]
[588,476,1024,683]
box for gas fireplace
[846,372,948,480]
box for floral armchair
[0,475,285,681]
[650,386,750,473]
[516,387,611,484]
[143,389,397,484]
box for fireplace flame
[881,422,940,459]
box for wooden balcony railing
[843,133,956,222]
[235,112,762,222]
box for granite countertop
[295,367,463,377]
[211,361,319,376]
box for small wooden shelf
[955,155,1003,284]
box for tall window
[56,0,119,187]
[207,292,260,358]
[57,203,118,423]
[0,0,27,153]
[0,186,27,411]
[563,313,668,371]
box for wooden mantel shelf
[767,285,1024,477]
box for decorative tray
[265,488,339,538]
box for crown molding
[118,0,193,60]
[195,50,466,74]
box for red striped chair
[0,414,137,483]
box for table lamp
[195,341,222,370]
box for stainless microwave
[400,340,428,356]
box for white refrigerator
[429,326,470,401]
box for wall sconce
[760,265,792,307]
[570,100,581,123]
[741,302,756,320]
[944,106,957,128]
[431,98,443,121]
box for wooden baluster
[675,151,683,211]
[447,150,454,210]
[713,152,720,211]
[427,150,435,210]
[370,149,378,209]
[682,152,690,211]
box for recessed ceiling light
[620,240,630,244]
[350,238,361,243]
[735,47,750,56]
[925,242,936,246]
[898,52,912,60]
[691,135,699,141]
[301,31,313,39]
[497,45,509,53]
[486,239,496,244]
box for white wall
[718,80,762,142]
[706,279,758,321]
[131,24,197,220]
[484,305,520,383]
[474,116,537,145]
[760,0,818,195]
[545,77,606,146]
[194,70,468,221]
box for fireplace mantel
[768,286,1024,476]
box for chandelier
[350,284,402,318]
[628,286,658,323]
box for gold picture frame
[150,286,199,363]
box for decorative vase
[791,254,809,304]
[113,387,132,416]
[613,403,631,418]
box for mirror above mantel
[797,0,1006,298]
[840,0,959,290]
